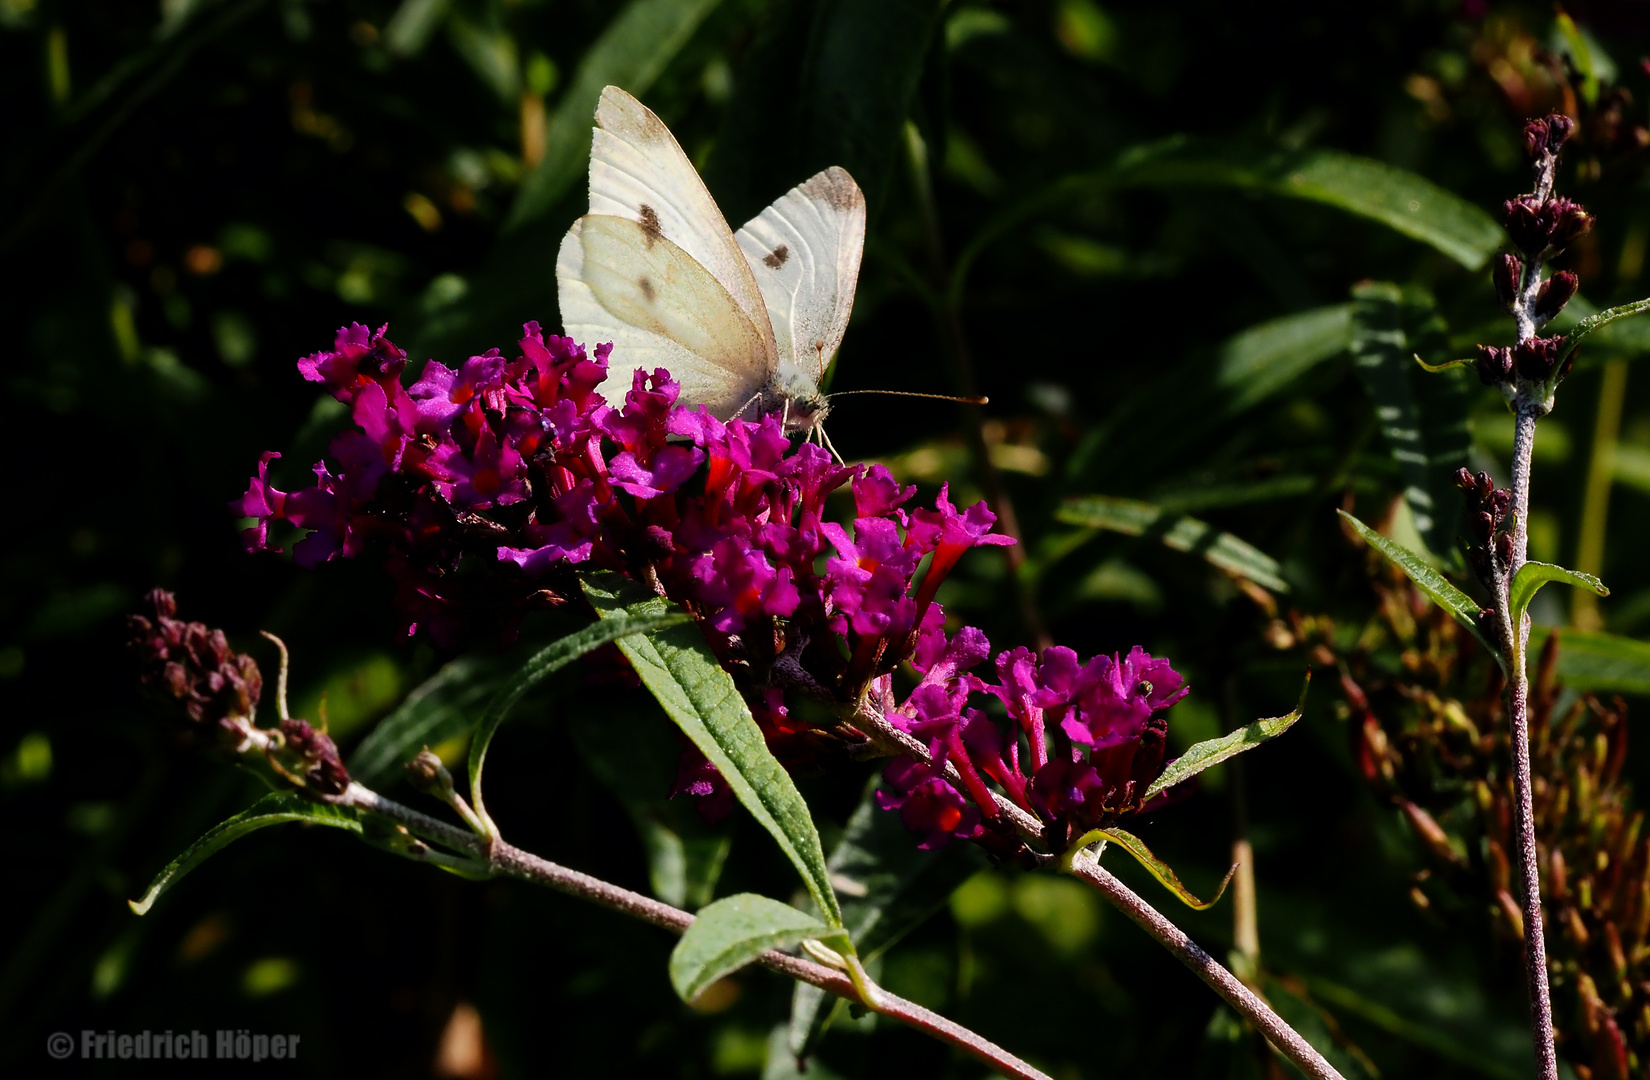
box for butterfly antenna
[828,389,989,405]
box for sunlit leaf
[1508,562,1607,628]
[1067,826,1236,910]
[669,893,829,1004]
[582,573,843,928]
[1144,674,1309,800]
[129,794,361,916]
[1056,496,1289,592]
[1337,510,1497,660]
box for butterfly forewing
[558,217,770,420]
[734,166,866,384]
[587,87,777,371]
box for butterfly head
[764,365,831,435]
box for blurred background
[6,0,1650,1076]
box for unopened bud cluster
[128,590,350,797]
[1456,469,1514,586]
[129,589,262,734]
[1474,114,1592,401]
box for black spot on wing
[638,204,664,248]
[639,276,655,303]
[763,244,790,269]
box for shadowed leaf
[129,793,361,915]
[669,893,829,1003]
[1057,496,1289,592]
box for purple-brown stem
[845,701,1346,1079]
[334,785,1051,1080]
[1504,400,1558,1080]
[1066,857,1342,1080]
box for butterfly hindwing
[735,166,866,385]
[561,215,771,419]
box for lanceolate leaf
[1509,562,1608,628]
[1145,674,1310,801]
[1111,139,1505,269]
[1528,629,1650,695]
[506,0,724,228]
[788,778,985,1057]
[467,608,689,831]
[582,572,844,928]
[1337,510,1498,660]
[348,653,513,786]
[129,793,361,915]
[1057,496,1289,593]
[1069,826,1236,911]
[1351,283,1440,557]
[1212,304,1355,416]
[1557,296,1650,366]
[569,696,731,909]
[669,893,829,1004]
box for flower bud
[1513,335,1565,382]
[1474,344,1513,386]
[1502,196,1548,254]
[1533,271,1579,322]
[1523,117,1551,159]
[1492,253,1522,310]
[279,717,351,795]
[1547,198,1594,251]
[1495,531,1514,569]
[405,748,455,797]
[1543,113,1574,153]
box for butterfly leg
[818,423,846,467]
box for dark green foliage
[10,1,1650,1077]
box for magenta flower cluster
[872,620,1187,852]
[237,324,1188,851]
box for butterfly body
[557,87,864,436]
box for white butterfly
[556,86,866,440]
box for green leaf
[1056,496,1289,593]
[1213,304,1354,416]
[506,0,724,229]
[348,653,512,786]
[1349,283,1471,562]
[129,793,361,915]
[568,695,730,909]
[1508,562,1608,627]
[1111,138,1505,269]
[700,0,945,224]
[1144,674,1309,801]
[788,777,985,1056]
[1068,826,1236,911]
[582,572,843,928]
[1528,628,1650,695]
[1337,510,1498,659]
[467,608,689,831]
[1558,296,1650,367]
[669,893,829,1004]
